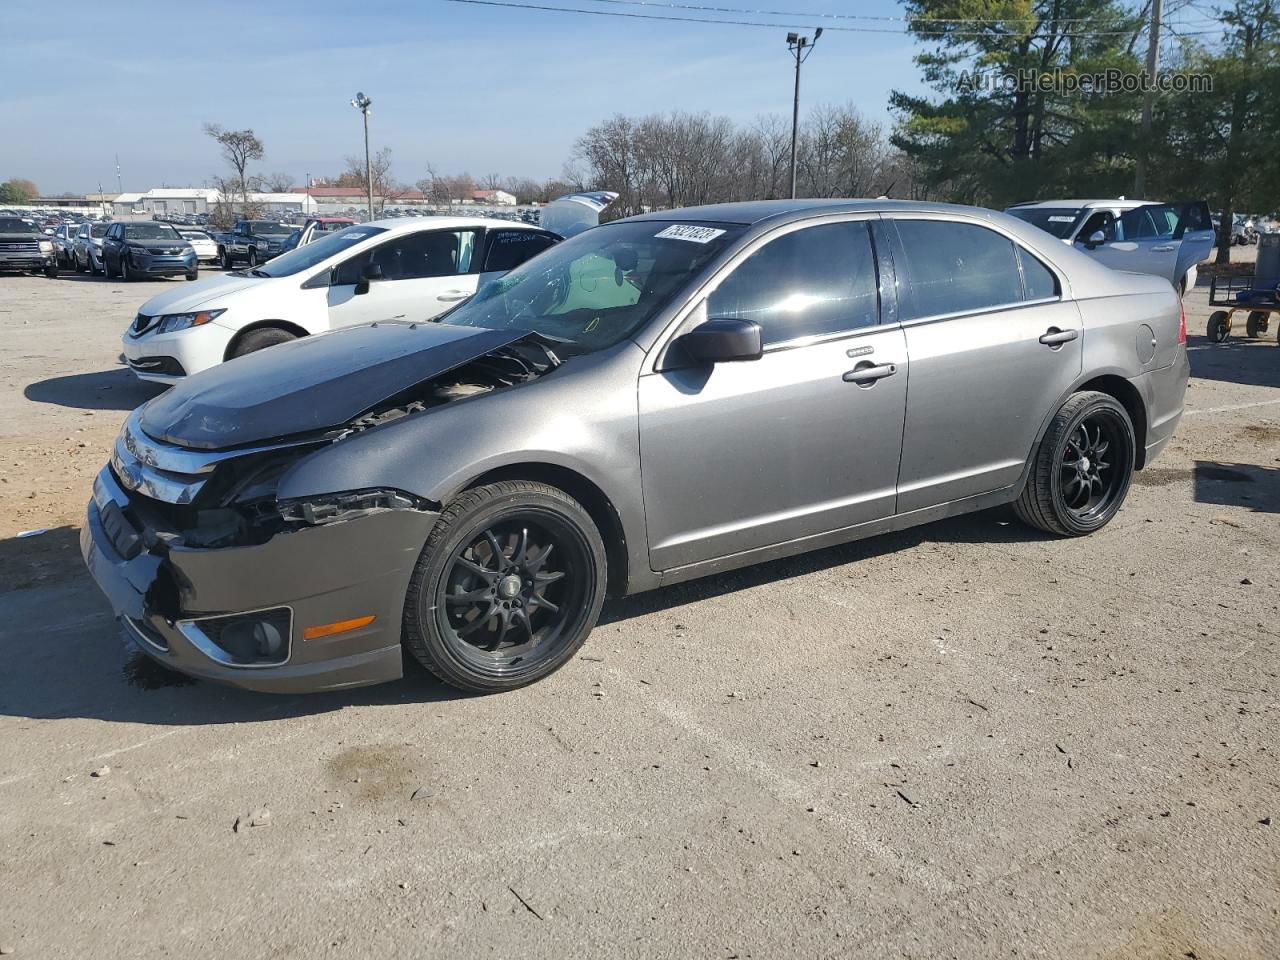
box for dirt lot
[0,259,1277,959]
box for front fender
[276,340,653,590]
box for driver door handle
[1151,244,1177,252]
[843,362,897,384]
[1039,327,1079,346]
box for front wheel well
[1075,375,1148,468]
[223,320,309,362]
[461,464,629,598]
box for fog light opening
[177,607,292,668]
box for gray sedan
[82,199,1188,693]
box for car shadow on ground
[24,367,165,411]
[600,506,1048,625]
[1186,334,1280,390]
[1193,459,1280,514]
[0,509,1044,728]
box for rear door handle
[437,290,470,302]
[1151,244,1177,252]
[1039,327,1079,347]
[843,362,897,385]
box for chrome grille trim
[110,408,319,505]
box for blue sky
[6,0,931,194]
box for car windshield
[0,217,36,232]
[442,219,745,355]
[251,222,293,235]
[252,225,388,277]
[1005,207,1084,239]
[123,223,182,240]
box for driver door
[1080,205,1181,284]
[326,228,480,329]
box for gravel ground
[0,258,1277,959]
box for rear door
[326,227,481,328]
[638,217,908,570]
[1172,201,1215,282]
[888,216,1082,512]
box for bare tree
[262,171,295,193]
[340,147,395,214]
[203,123,265,212]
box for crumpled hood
[139,322,526,450]
[138,272,265,315]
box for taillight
[1178,300,1187,344]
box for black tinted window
[894,220,1024,319]
[1018,247,1058,300]
[483,230,558,273]
[707,221,879,346]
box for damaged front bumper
[81,466,438,693]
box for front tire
[119,255,133,282]
[247,248,258,268]
[44,263,58,278]
[228,326,297,358]
[185,267,198,281]
[219,247,232,270]
[403,481,607,693]
[1015,391,1136,537]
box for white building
[111,187,318,220]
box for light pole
[786,28,822,200]
[351,92,374,219]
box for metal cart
[1206,232,1280,344]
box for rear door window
[706,220,880,346]
[1017,247,1059,301]
[893,219,1025,320]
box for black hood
[140,322,526,450]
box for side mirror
[361,262,384,281]
[674,318,763,364]
[1084,229,1107,249]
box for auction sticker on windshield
[654,225,727,244]
[1048,216,1077,223]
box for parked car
[73,221,112,275]
[123,217,562,382]
[178,229,220,264]
[1005,199,1214,294]
[0,215,58,277]
[217,220,296,269]
[85,199,1188,694]
[100,221,198,282]
[52,223,79,266]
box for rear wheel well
[224,321,309,362]
[462,464,629,598]
[1076,375,1148,468]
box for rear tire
[229,326,296,358]
[220,247,232,270]
[1246,311,1269,339]
[1014,391,1136,537]
[402,480,607,693]
[1208,311,1231,343]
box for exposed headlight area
[155,308,226,334]
[278,489,429,526]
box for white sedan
[123,217,561,382]
[178,229,221,264]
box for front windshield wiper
[250,269,271,278]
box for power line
[580,0,1145,27]
[441,0,1203,36]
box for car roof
[363,216,542,232]
[1006,199,1147,210]
[620,198,1005,226]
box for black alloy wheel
[403,481,606,692]
[1015,391,1135,536]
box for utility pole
[1134,0,1163,199]
[351,92,374,219]
[787,28,822,200]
